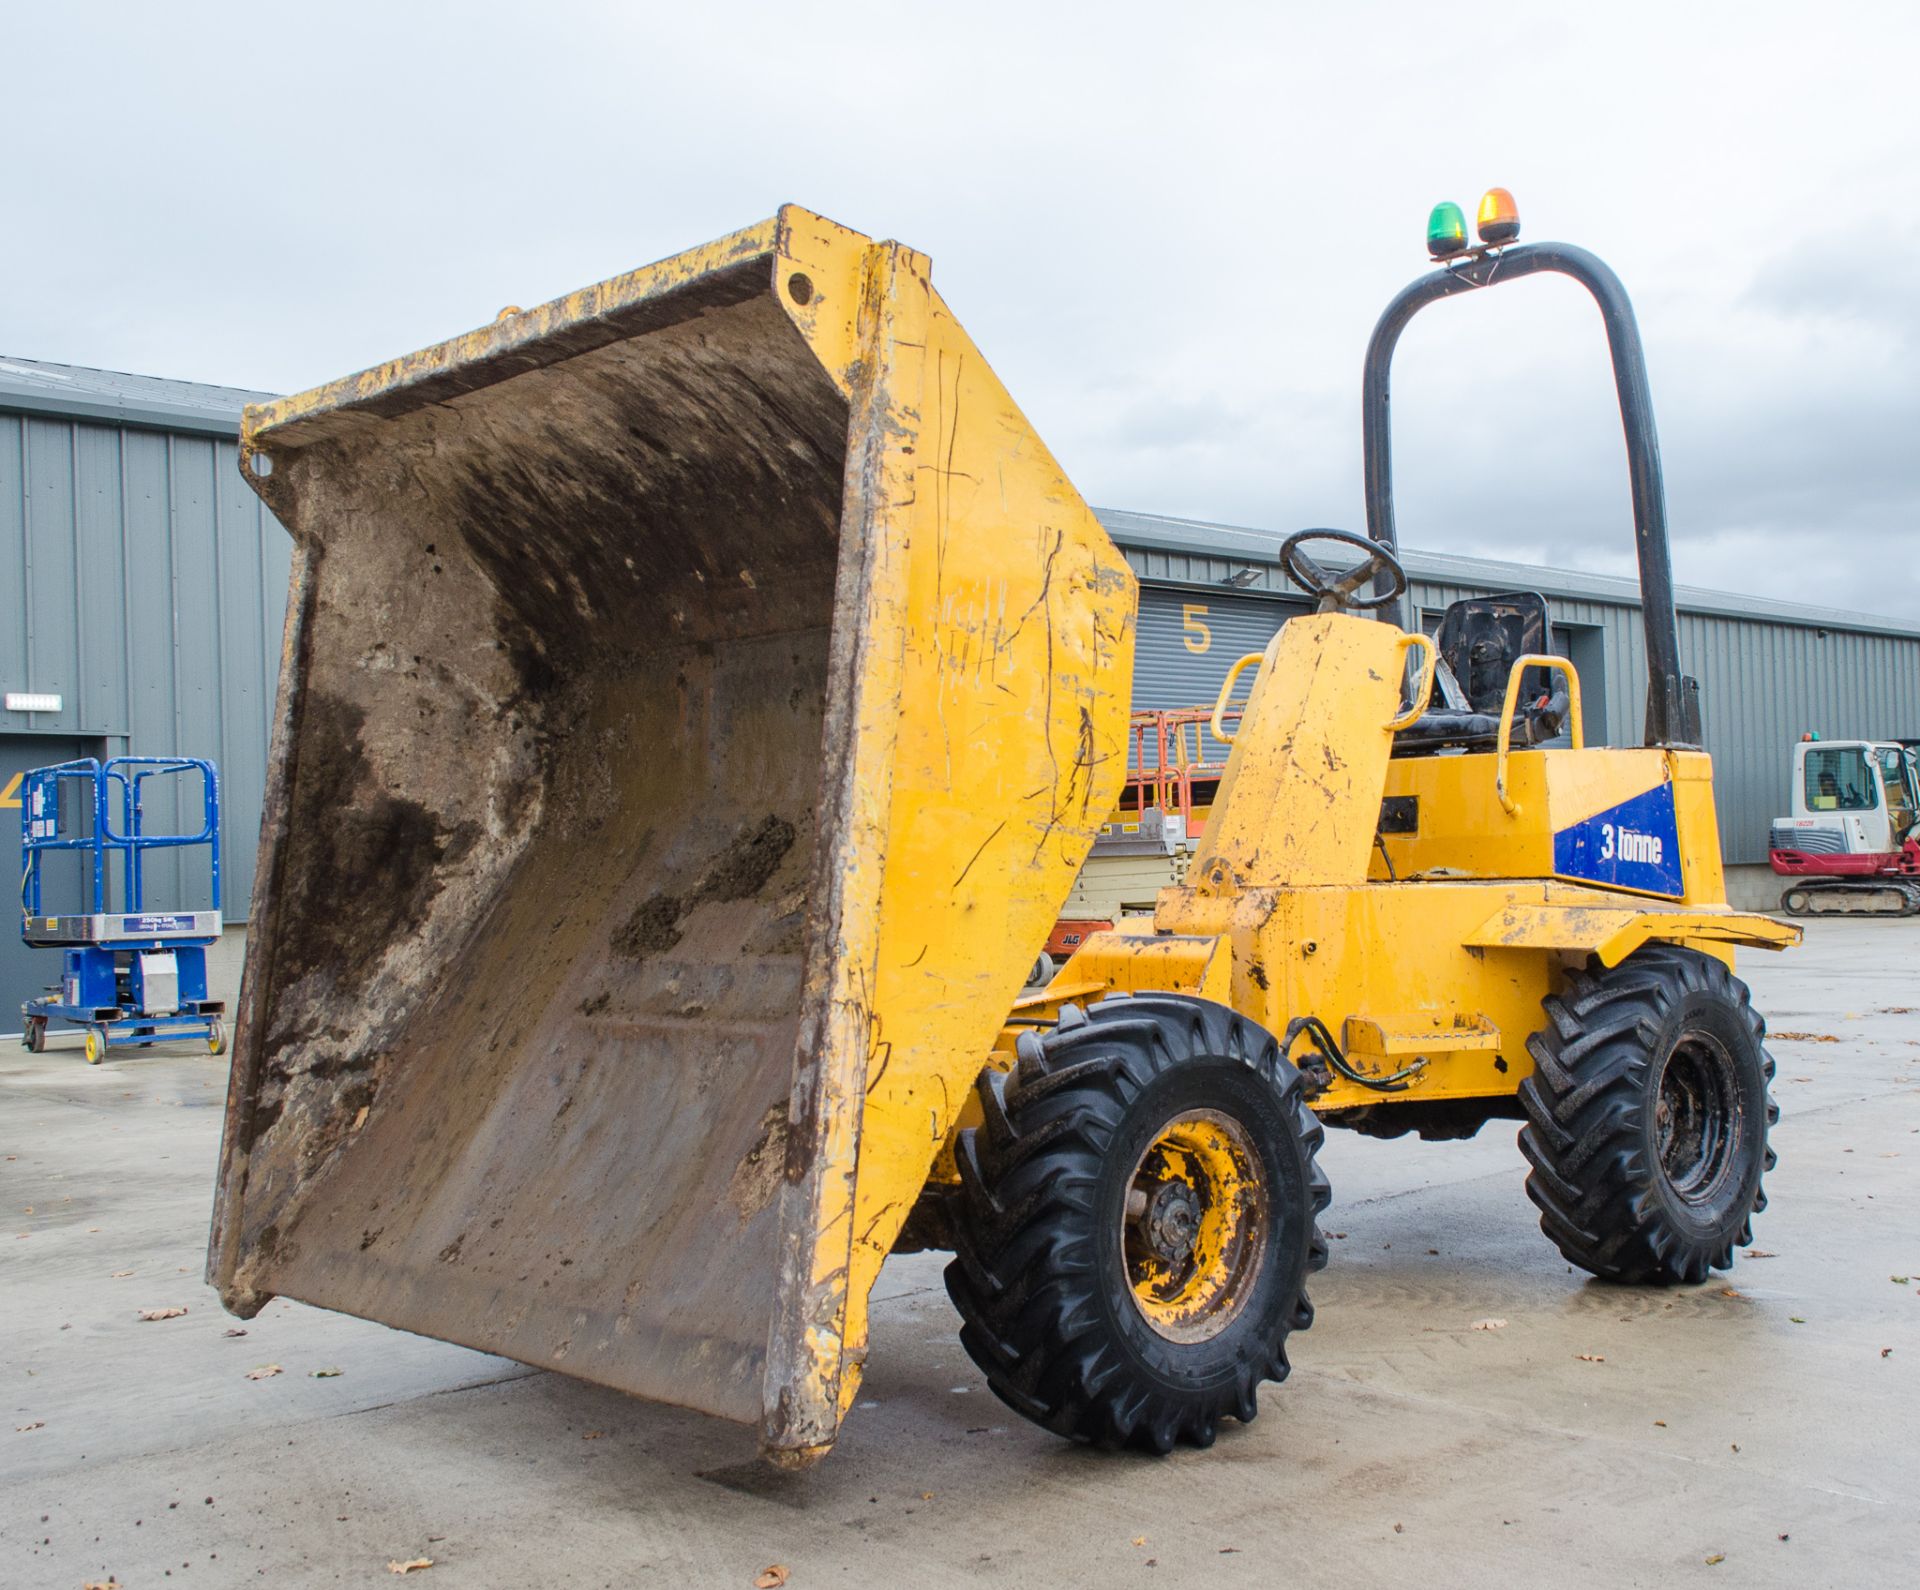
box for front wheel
[1519,945,1776,1285]
[83,1026,108,1065]
[207,1020,227,1057]
[945,994,1329,1453]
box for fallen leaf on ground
[581,1430,604,1441]
[1789,1316,1806,1324]
[110,1270,134,1279]
[1719,1287,1743,1299]
[223,1328,247,1338]
[387,1559,434,1575]
[1576,1354,1606,1362]
[1893,1276,1911,1285]
[245,1364,283,1380]
[1132,1536,1147,1547]
[312,1367,343,1378]
[1744,1250,1777,1259]
[1705,1553,1725,1565]
[1883,1347,1893,1358]
[83,1579,122,1589]
[16,1420,45,1432]
[137,1306,188,1321]
[753,1568,789,1589]
[1770,1032,1837,1043]
[1470,1318,1508,1331]
[1654,1420,1668,1427]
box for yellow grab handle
[1208,651,1268,746]
[1495,654,1586,815]
[1384,632,1438,733]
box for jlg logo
[1599,823,1663,865]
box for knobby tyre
[1519,944,1777,1285]
[944,993,1330,1453]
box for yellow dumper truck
[210,198,1796,1465]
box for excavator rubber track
[1779,879,1920,917]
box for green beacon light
[1426,201,1469,260]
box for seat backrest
[1433,592,1552,714]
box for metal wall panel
[1,412,290,921]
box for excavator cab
[1772,737,1920,914]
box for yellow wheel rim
[84,1031,102,1063]
[1122,1108,1268,1343]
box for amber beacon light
[1476,187,1521,245]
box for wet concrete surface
[4,918,1917,1587]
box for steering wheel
[1278,529,1408,613]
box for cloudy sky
[10,2,1917,619]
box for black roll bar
[1360,241,1701,749]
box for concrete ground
[4,919,1917,1589]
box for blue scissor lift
[18,757,227,1063]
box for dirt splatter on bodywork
[206,207,1136,1465]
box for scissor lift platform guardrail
[18,757,227,1063]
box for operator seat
[1392,591,1568,755]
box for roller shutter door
[1132,585,1309,715]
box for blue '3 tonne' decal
[1552,782,1685,897]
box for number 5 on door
[1181,603,1211,655]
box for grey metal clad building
[6,356,1915,1028]
[1102,506,1920,902]
[1,357,291,1030]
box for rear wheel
[207,1020,228,1057]
[1519,945,1776,1285]
[25,1017,48,1054]
[83,1026,107,1065]
[945,994,1329,1452]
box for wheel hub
[1655,1034,1736,1200]
[1140,1180,1201,1265]
[1121,1108,1270,1345]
